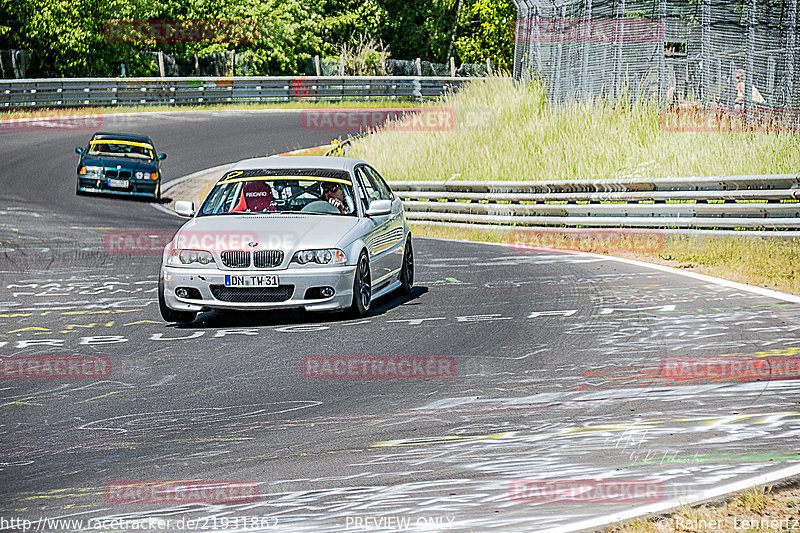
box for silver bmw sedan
[159,156,413,323]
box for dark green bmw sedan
[75,132,166,200]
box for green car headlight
[82,166,103,177]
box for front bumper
[77,177,158,197]
[161,264,357,312]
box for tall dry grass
[351,77,800,181]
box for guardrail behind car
[388,173,800,230]
[0,76,480,108]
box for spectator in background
[734,68,745,109]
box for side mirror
[158,153,167,160]
[175,200,195,217]
[75,147,83,154]
[366,199,391,216]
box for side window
[354,167,375,211]
[365,166,394,200]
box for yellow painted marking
[676,412,797,425]
[123,320,162,326]
[0,397,42,408]
[557,422,664,435]
[372,432,508,447]
[169,437,253,443]
[218,176,353,186]
[5,326,49,333]
[720,346,800,358]
[104,321,114,327]
[61,309,138,316]
[369,412,800,450]
[80,391,123,403]
[90,139,153,150]
[0,313,33,318]
[20,487,106,501]
[61,323,97,331]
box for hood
[81,155,157,171]
[173,214,362,255]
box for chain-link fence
[125,53,487,78]
[512,0,799,111]
[302,58,489,77]
[126,51,256,77]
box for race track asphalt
[2,110,800,532]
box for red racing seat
[230,181,276,212]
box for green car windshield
[88,139,154,160]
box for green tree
[1,0,516,77]
[452,0,515,70]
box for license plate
[108,179,129,188]
[224,275,279,287]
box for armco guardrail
[388,174,800,230]
[0,76,478,108]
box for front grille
[220,250,250,268]
[119,170,132,179]
[105,170,118,178]
[253,250,283,268]
[211,285,294,302]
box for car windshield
[88,139,154,160]
[198,169,358,217]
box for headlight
[81,166,103,177]
[292,249,346,265]
[135,171,144,179]
[167,249,215,266]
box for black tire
[399,237,414,295]
[76,181,86,196]
[154,181,161,202]
[349,251,372,317]
[158,278,196,323]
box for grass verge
[608,484,800,532]
[351,77,800,180]
[409,223,800,295]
